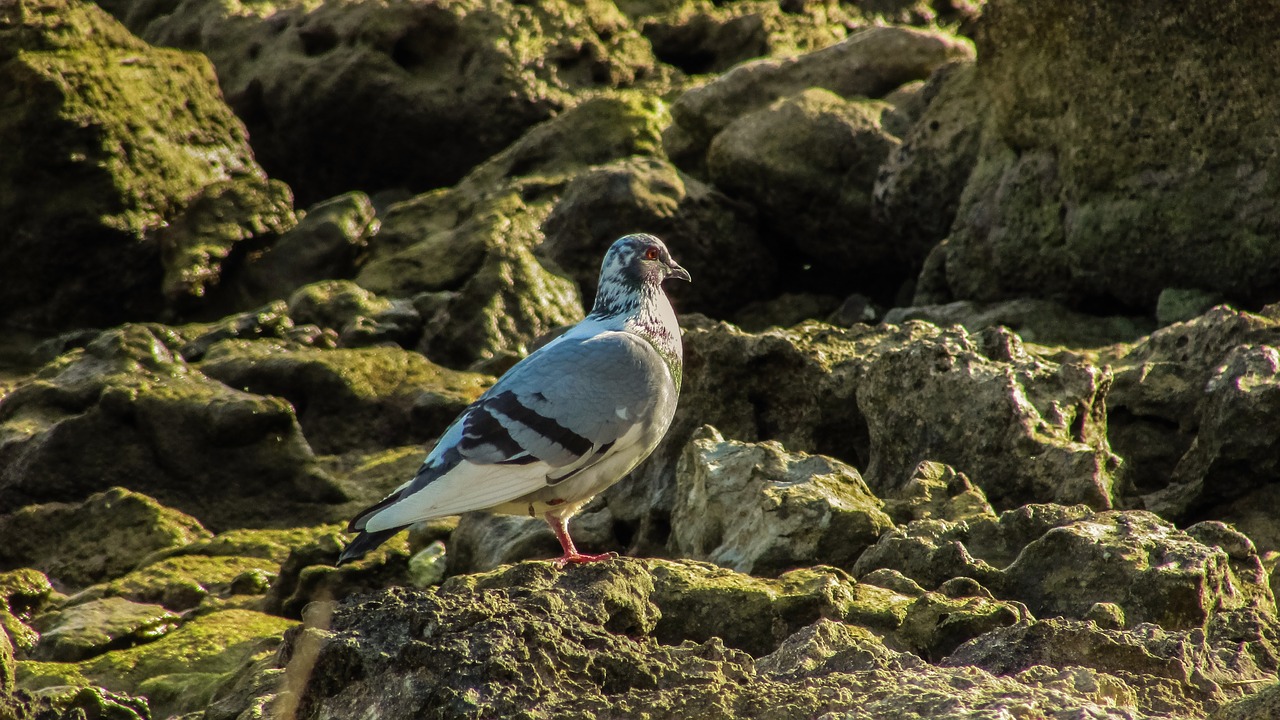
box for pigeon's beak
[667,261,691,283]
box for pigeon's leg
[545,512,616,568]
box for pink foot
[552,550,618,569]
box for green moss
[83,555,282,611]
[15,659,91,690]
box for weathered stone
[207,558,1185,719]
[17,609,294,719]
[1106,307,1280,520]
[999,511,1275,630]
[540,155,774,318]
[731,293,843,332]
[707,89,903,298]
[670,426,893,576]
[934,0,1280,313]
[0,488,210,588]
[0,325,345,529]
[0,570,51,657]
[210,192,379,315]
[881,461,996,526]
[860,324,1118,509]
[198,343,489,454]
[0,0,275,331]
[262,527,411,620]
[945,611,1280,718]
[31,597,179,662]
[894,589,1024,661]
[1157,288,1228,327]
[667,25,973,168]
[1210,681,1280,720]
[158,176,298,308]
[882,298,1154,349]
[115,0,668,204]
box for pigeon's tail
[336,527,402,566]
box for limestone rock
[999,511,1275,630]
[670,426,894,576]
[707,89,903,298]
[198,343,489,454]
[934,0,1280,313]
[0,570,52,657]
[30,597,179,662]
[209,192,380,315]
[0,325,345,529]
[666,25,973,168]
[860,324,1118,509]
[882,298,1154,349]
[0,0,274,330]
[0,488,210,589]
[881,461,996,525]
[117,0,667,204]
[539,155,774,318]
[207,558,1187,719]
[287,280,421,349]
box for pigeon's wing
[351,331,670,534]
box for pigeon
[338,233,689,567]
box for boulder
[932,0,1280,313]
[669,425,894,576]
[198,343,490,454]
[706,89,904,299]
[0,0,279,330]
[665,25,973,170]
[0,325,345,530]
[882,298,1154,349]
[30,597,179,662]
[116,0,667,204]
[206,558,1186,719]
[540,155,774,318]
[860,325,1118,509]
[0,488,210,588]
[287,280,422,349]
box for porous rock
[198,343,490,454]
[0,325,345,530]
[0,0,278,330]
[669,425,894,576]
[932,0,1280,313]
[30,597,179,663]
[116,0,667,204]
[539,155,774,318]
[0,488,210,589]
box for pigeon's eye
[644,247,659,261]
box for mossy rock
[199,343,490,453]
[0,0,274,330]
[0,325,345,530]
[0,487,211,588]
[18,609,294,718]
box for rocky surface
[2,0,1280,718]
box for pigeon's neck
[589,278,683,390]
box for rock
[860,324,1118,509]
[882,298,1155,349]
[669,425,894,576]
[881,461,996,525]
[539,155,774,318]
[944,610,1280,718]
[1157,288,1228,327]
[0,325,346,529]
[894,588,1024,661]
[118,0,667,204]
[999,511,1275,630]
[666,25,973,169]
[16,608,294,719]
[732,293,843,332]
[445,506,619,575]
[933,0,1280,313]
[0,570,52,656]
[0,488,210,588]
[873,61,988,277]
[1106,306,1280,523]
[596,319,1116,554]
[19,685,152,720]
[262,527,411,620]
[198,343,490,454]
[0,0,276,330]
[158,176,298,310]
[209,192,380,315]
[208,558,1186,719]
[706,89,903,298]
[356,94,669,366]
[30,597,179,662]
[1210,681,1280,720]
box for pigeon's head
[599,234,691,289]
